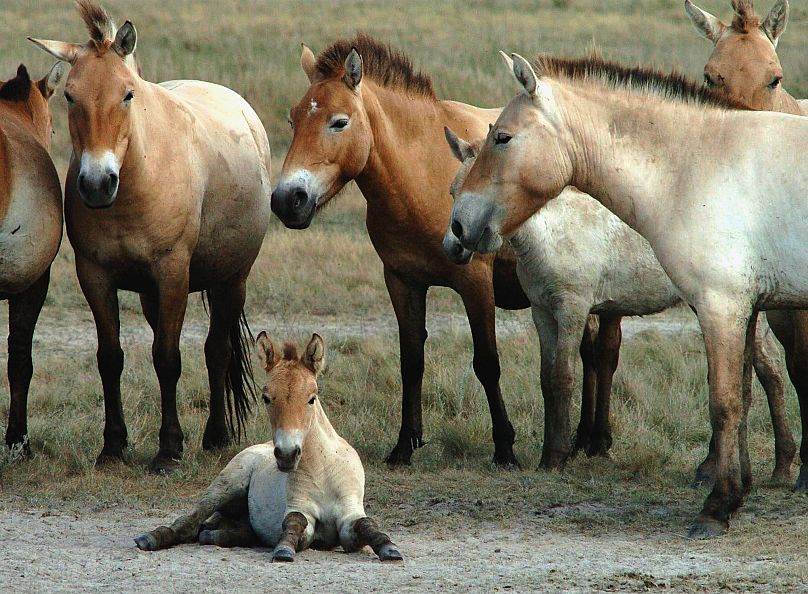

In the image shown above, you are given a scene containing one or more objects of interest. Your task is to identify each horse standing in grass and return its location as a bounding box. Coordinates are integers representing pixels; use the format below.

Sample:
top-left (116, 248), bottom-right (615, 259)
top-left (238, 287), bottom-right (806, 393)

top-left (450, 53), bottom-right (808, 537)
top-left (686, 0), bottom-right (808, 491)
top-left (271, 35), bottom-right (530, 468)
top-left (443, 126), bottom-right (793, 481)
top-left (135, 332), bottom-right (403, 563)
top-left (30, 1), bottom-right (272, 473)
top-left (0, 62), bottom-right (64, 450)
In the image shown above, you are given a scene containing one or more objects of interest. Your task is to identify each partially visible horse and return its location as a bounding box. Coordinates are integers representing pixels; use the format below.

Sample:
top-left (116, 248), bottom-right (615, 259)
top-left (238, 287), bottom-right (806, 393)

top-left (1, 62), bottom-right (65, 450)
top-left (451, 53), bottom-right (808, 537)
top-left (135, 332), bottom-right (403, 563)
top-left (443, 126), bottom-right (793, 481)
top-left (271, 34), bottom-right (530, 467)
top-left (30, 0), bottom-right (272, 472)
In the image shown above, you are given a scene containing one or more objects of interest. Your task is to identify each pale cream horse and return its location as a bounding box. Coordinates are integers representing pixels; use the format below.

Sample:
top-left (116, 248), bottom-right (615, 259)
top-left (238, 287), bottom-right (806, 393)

top-left (450, 53), bottom-right (808, 537)
top-left (135, 333), bottom-right (403, 562)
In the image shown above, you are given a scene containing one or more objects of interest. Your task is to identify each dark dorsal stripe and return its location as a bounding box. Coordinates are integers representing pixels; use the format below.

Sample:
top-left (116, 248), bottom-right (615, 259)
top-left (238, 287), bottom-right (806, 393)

top-left (315, 33), bottom-right (436, 100)
top-left (0, 65), bottom-right (31, 103)
top-left (533, 53), bottom-right (751, 111)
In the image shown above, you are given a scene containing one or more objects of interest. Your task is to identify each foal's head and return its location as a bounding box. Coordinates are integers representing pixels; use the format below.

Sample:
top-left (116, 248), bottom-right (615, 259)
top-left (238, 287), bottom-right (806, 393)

top-left (686, 0), bottom-right (790, 110)
top-left (256, 332), bottom-right (326, 472)
top-left (0, 62), bottom-right (64, 149)
top-left (29, 0), bottom-right (140, 208)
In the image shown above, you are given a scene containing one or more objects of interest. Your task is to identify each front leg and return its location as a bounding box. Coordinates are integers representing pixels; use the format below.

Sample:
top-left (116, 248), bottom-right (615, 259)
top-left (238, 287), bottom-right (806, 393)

top-left (589, 313), bottom-right (621, 457)
top-left (351, 516), bottom-right (403, 562)
top-left (75, 257), bottom-right (126, 464)
top-left (382, 269), bottom-right (428, 466)
top-left (271, 512), bottom-right (309, 562)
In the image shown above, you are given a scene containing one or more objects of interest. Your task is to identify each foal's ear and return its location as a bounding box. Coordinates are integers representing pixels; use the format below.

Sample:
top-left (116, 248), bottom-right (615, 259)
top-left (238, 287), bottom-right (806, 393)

top-left (37, 62), bottom-right (66, 100)
top-left (684, 0), bottom-right (725, 43)
top-left (498, 50), bottom-right (514, 72)
top-left (343, 48), bottom-right (363, 90)
top-left (300, 43), bottom-right (318, 83)
top-left (28, 38), bottom-right (81, 64)
top-left (762, 0), bottom-right (789, 48)
top-left (113, 21), bottom-right (137, 57)
top-left (256, 331), bottom-right (278, 372)
top-left (303, 333), bottom-right (326, 375)
top-left (444, 126), bottom-right (476, 163)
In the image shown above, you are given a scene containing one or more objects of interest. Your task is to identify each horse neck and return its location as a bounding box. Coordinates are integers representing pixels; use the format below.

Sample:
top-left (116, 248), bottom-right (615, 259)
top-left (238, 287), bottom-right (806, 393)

top-left (772, 88), bottom-right (805, 116)
top-left (297, 401), bottom-right (340, 470)
top-left (115, 80), bottom-right (169, 189)
top-left (0, 101), bottom-right (48, 148)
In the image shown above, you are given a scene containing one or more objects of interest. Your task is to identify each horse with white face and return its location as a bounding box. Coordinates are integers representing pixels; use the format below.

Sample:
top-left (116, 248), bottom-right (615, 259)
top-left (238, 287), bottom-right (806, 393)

top-left (443, 125), bottom-right (793, 483)
top-left (451, 53), bottom-right (808, 537)
top-left (135, 333), bottom-right (403, 563)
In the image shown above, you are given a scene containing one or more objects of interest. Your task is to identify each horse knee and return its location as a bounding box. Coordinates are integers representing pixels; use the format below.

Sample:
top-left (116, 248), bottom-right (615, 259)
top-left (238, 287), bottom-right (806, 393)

top-left (472, 351), bottom-right (501, 384)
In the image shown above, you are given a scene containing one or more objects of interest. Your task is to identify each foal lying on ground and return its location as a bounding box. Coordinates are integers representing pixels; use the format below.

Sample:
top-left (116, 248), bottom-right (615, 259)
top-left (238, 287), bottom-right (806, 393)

top-left (135, 333), bottom-right (402, 562)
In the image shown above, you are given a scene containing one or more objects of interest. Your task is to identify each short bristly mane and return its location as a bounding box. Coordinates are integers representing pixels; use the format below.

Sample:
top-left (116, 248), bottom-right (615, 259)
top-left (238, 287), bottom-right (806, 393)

top-left (731, 0), bottom-right (761, 33)
top-left (533, 54), bottom-right (751, 111)
top-left (282, 343), bottom-right (299, 361)
top-left (75, 0), bottom-right (116, 42)
top-left (315, 33), bottom-right (436, 100)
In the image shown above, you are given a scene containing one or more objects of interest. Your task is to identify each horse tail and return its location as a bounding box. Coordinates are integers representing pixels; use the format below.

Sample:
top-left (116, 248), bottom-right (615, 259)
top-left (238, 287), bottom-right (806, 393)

top-left (225, 308), bottom-right (257, 441)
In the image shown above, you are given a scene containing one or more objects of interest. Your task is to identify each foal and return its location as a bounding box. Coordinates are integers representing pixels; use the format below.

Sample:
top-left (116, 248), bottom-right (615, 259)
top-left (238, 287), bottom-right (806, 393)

top-left (135, 333), bottom-right (402, 562)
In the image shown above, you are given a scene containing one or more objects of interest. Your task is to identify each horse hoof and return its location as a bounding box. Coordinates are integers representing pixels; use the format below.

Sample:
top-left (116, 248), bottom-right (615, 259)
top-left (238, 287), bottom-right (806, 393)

top-left (794, 468), bottom-right (808, 493)
top-left (95, 449), bottom-right (125, 467)
top-left (385, 447), bottom-right (414, 467)
top-left (149, 455), bottom-right (180, 475)
top-left (272, 546), bottom-right (296, 562)
top-left (493, 451), bottom-right (521, 470)
top-left (378, 544), bottom-right (404, 562)
top-left (538, 451), bottom-right (568, 471)
top-left (198, 530), bottom-right (217, 546)
top-left (687, 516), bottom-right (728, 539)
top-left (770, 466), bottom-right (793, 486)
top-left (134, 533), bottom-right (158, 551)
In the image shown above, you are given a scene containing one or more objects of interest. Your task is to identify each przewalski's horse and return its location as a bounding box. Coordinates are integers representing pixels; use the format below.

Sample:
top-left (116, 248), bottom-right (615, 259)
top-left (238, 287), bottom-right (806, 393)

top-left (442, 127), bottom-right (794, 482)
top-left (135, 333), bottom-right (403, 563)
top-left (271, 34), bottom-right (530, 467)
top-left (0, 62), bottom-right (65, 450)
top-left (29, 1), bottom-right (272, 473)
top-left (687, 0), bottom-right (808, 491)
top-left (450, 53), bottom-right (808, 537)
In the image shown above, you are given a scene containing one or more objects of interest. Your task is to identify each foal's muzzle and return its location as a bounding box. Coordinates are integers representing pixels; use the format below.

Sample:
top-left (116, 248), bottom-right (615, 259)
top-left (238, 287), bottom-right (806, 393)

top-left (450, 195), bottom-right (503, 254)
top-left (271, 185), bottom-right (317, 229)
top-left (442, 228), bottom-right (473, 264)
top-left (274, 445), bottom-right (301, 472)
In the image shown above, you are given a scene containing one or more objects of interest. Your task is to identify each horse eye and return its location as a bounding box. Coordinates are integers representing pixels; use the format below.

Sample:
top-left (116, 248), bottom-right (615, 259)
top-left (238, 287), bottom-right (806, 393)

top-left (330, 118), bottom-right (349, 130)
top-left (494, 132), bottom-right (512, 145)
top-left (64, 91), bottom-right (74, 104)
top-left (704, 73), bottom-right (716, 88)
top-left (768, 76), bottom-right (783, 90)
top-left (123, 91), bottom-right (134, 103)
top-left (262, 394), bottom-right (270, 404)
top-left (308, 395), bottom-right (317, 405)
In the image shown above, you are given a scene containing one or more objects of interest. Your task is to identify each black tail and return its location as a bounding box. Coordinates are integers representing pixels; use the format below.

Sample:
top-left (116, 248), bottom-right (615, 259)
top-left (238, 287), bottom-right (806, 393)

top-left (225, 309), bottom-right (257, 441)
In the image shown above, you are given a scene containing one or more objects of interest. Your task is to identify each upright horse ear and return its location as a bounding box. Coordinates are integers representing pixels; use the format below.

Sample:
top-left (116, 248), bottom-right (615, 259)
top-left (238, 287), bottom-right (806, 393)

top-left (684, 0), bottom-right (725, 43)
top-left (343, 48), bottom-right (363, 90)
top-left (444, 126), bottom-right (475, 163)
top-left (498, 50), bottom-right (514, 72)
top-left (762, 0), bottom-right (789, 47)
top-left (37, 62), bottom-right (66, 100)
top-left (303, 333), bottom-right (326, 375)
top-left (27, 38), bottom-right (80, 64)
top-left (300, 43), bottom-right (318, 83)
top-left (113, 21), bottom-right (137, 57)
top-left (256, 331), bottom-right (278, 372)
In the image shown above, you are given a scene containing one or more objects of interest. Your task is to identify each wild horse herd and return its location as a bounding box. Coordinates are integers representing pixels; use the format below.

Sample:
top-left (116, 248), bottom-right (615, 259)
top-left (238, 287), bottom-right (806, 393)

top-left (1, 0), bottom-right (806, 560)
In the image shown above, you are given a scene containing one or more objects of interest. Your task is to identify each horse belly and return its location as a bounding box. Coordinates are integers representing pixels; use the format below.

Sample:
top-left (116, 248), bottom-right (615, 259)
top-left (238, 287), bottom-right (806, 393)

top-left (247, 466), bottom-right (288, 546)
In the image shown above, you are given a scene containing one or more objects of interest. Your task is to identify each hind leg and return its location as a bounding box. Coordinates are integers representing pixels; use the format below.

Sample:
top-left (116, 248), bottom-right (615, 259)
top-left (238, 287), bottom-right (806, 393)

top-left (573, 316), bottom-right (598, 455)
top-left (199, 514), bottom-right (258, 548)
top-left (344, 516), bottom-right (403, 562)
top-left (588, 314), bottom-right (621, 457)
top-left (202, 276), bottom-right (249, 451)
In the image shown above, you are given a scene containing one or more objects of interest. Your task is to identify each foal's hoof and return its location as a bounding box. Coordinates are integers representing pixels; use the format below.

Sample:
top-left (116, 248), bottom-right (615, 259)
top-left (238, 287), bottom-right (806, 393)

top-left (378, 543), bottom-right (404, 562)
top-left (794, 467), bottom-right (808, 493)
top-left (272, 546), bottom-right (296, 562)
top-left (149, 455), bottom-right (180, 476)
top-left (687, 516), bottom-right (728, 539)
top-left (134, 533), bottom-right (158, 551)
top-left (198, 530), bottom-right (217, 546)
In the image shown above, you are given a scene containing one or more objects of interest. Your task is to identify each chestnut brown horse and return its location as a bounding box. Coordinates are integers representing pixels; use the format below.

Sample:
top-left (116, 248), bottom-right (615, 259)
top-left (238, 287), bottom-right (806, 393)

top-left (272, 34), bottom-right (531, 466)
top-left (30, 1), bottom-right (272, 473)
top-left (687, 0), bottom-right (807, 491)
top-left (0, 62), bottom-right (64, 450)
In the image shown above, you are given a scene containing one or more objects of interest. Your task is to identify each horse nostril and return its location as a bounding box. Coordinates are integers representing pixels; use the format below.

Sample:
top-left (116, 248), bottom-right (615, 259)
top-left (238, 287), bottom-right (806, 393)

top-left (293, 446), bottom-right (301, 457)
top-left (451, 219), bottom-right (464, 239)
top-left (292, 189), bottom-right (308, 211)
top-left (78, 173), bottom-right (89, 195)
top-left (274, 446), bottom-right (282, 459)
top-left (452, 242), bottom-right (464, 256)
top-left (107, 172), bottom-right (119, 194)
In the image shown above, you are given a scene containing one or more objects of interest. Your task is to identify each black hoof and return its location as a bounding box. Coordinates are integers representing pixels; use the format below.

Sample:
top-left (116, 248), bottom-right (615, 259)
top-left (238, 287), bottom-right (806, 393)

top-left (198, 530), bottom-right (216, 546)
top-left (96, 448), bottom-right (126, 467)
top-left (687, 516), bottom-right (728, 539)
top-left (585, 434), bottom-right (613, 458)
top-left (770, 465), bottom-right (793, 486)
top-left (149, 454), bottom-right (181, 475)
top-left (378, 543), bottom-right (403, 562)
top-left (202, 425), bottom-right (232, 451)
top-left (134, 533), bottom-right (158, 551)
top-left (794, 467), bottom-right (808, 493)
top-left (272, 546), bottom-right (296, 562)
top-left (493, 450), bottom-right (521, 470)
top-left (538, 450), bottom-right (569, 471)
top-left (385, 445), bottom-right (414, 466)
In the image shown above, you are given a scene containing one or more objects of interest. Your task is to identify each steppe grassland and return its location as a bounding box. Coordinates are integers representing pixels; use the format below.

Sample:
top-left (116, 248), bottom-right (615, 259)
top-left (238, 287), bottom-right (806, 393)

top-left (0, 0), bottom-right (806, 560)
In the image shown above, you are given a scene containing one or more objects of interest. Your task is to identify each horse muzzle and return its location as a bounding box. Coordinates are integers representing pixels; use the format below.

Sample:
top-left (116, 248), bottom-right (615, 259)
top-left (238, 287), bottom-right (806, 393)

top-left (442, 228), bottom-right (473, 264)
top-left (271, 184), bottom-right (317, 230)
top-left (450, 195), bottom-right (503, 254)
top-left (273, 444), bottom-right (301, 472)
top-left (77, 152), bottom-right (120, 209)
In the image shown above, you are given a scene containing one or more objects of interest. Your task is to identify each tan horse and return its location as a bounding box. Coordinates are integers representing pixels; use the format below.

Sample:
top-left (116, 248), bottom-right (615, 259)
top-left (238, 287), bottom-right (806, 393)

top-left (686, 0), bottom-right (808, 491)
top-left (30, 1), bottom-right (272, 472)
top-left (272, 34), bottom-right (530, 468)
top-left (135, 332), bottom-right (403, 563)
top-left (0, 62), bottom-right (64, 450)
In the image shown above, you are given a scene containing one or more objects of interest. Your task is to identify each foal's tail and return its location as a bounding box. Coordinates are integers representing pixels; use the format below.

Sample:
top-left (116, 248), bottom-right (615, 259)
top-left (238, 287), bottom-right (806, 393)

top-left (225, 308), bottom-right (257, 441)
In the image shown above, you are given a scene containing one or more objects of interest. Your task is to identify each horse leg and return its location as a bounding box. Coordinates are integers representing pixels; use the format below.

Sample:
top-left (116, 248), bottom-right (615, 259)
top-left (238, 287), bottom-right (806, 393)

top-left (271, 512), bottom-right (311, 562)
top-left (76, 257), bottom-right (126, 464)
top-left (383, 268), bottom-right (428, 466)
top-left (460, 282), bottom-right (518, 467)
top-left (588, 313), bottom-right (622, 457)
top-left (573, 315), bottom-right (598, 455)
top-left (348, 516), bottom-right (403, 561)
top-left (199, 515), bottom-right (258, 548)
top-left (5, 270), bottom-right (49, 451)
top-left (688, 303), bottom-right (751, 539)
top-left (752, 314), bottom-right (795, 484)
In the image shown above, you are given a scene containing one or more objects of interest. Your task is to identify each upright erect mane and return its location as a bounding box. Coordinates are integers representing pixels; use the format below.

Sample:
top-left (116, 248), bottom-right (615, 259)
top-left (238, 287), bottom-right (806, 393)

top-left (533, 54), bottom-right (751, 111)
top-left (731, 0), bottom-right (761, 33)
top-left (315, 33), bottom-right (436, 100)
top-left (75, 0), bottom-right (116, 43)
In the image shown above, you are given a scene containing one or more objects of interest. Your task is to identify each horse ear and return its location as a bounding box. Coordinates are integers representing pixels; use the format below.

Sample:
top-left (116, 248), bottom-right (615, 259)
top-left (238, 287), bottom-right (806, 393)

top-left (303, 333), bottom-right (325, 375)
top-left (684, 0), bottom-right (725, 43)
top-left (300, 43), bottom-right (317, 83)
top-left (444, 126), bottom-right (475, 163)
top-left (498, 50), bottom-right (514, 72)
top-left (762, 0), bottom-right (789, 47)
top-left (28, 38), bottom-right (80, 64)
top-left (0, 65), bottom-right (31, 102)
top-left (37, 62), bottom-right (66, 100)
top-left (113, 21), bottom-right (137, 57)
top-left (256, 331), bottom-right (278, 372)
top-left (343, 48), bottom-right (363, 89)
